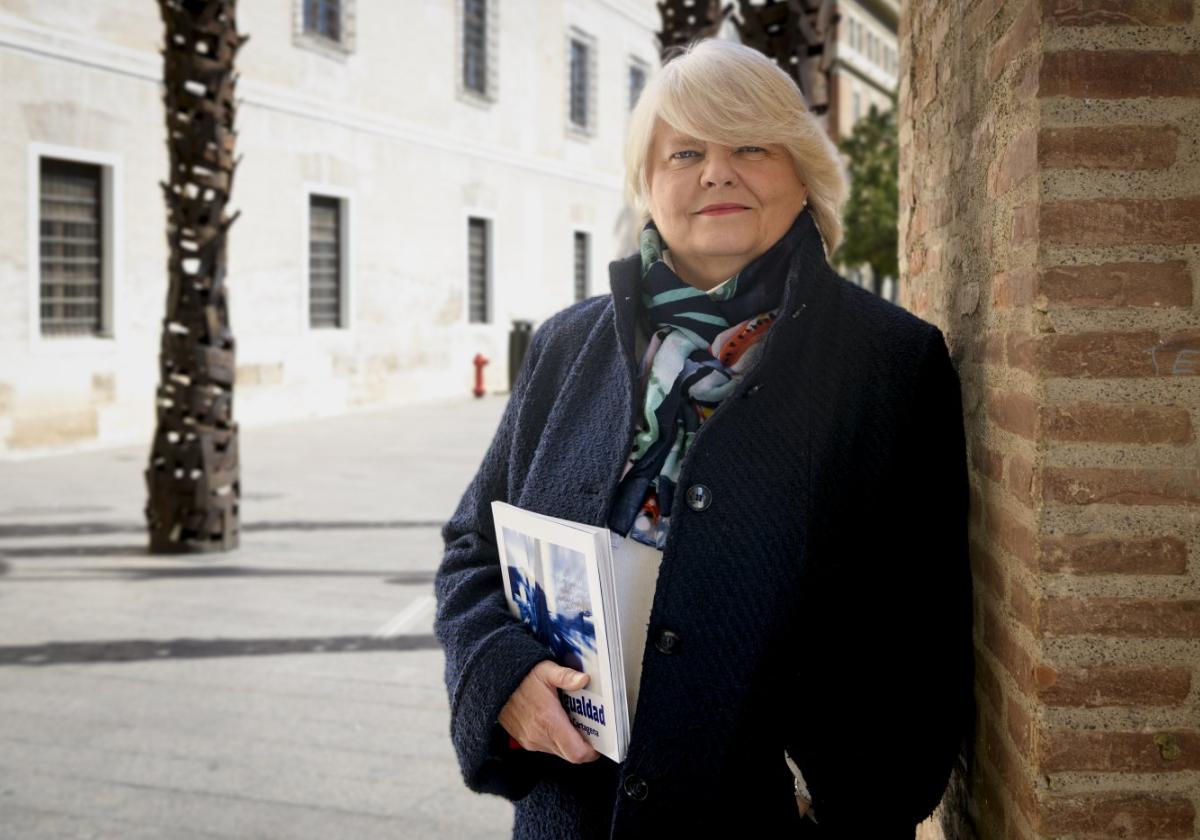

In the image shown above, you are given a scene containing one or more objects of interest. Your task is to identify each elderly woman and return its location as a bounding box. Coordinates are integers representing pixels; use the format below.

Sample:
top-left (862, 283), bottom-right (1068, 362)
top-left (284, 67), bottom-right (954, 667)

top-left (435, 39), bottom-right (972, 839)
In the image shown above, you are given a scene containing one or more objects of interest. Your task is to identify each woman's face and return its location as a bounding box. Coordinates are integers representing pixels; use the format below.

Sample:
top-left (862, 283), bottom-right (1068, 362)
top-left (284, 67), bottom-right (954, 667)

top-left (645, 118), bottom-right (808, 287)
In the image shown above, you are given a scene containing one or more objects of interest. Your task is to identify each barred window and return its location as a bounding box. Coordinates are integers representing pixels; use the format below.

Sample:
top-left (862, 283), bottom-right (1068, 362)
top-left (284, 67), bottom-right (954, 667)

top-left (628, 60), bottom-right (647, 111)
top-left (303, 0), bottom-right (341, 42)
top-left (309, 195), bottom-right (343, 328)
top-left (569, 37), bottom-right (589, 130)
top-left (468, 217), bottom-right (489, 324)
top-left (40, 158), bottom-right (103, 337)
top-left (573, 232), bottom-right (589, 303)
top-left (463, 0), bottom-right (488, 96)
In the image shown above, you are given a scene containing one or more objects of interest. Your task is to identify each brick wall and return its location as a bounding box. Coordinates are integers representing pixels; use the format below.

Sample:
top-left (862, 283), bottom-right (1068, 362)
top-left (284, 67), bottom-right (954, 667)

top-left (900, 1), bottom-right (1200, 838)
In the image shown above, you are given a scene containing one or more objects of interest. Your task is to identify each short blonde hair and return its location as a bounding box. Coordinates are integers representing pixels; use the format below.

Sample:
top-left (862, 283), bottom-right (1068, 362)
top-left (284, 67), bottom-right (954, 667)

top-left (624, 39), bottom-right (848, 255)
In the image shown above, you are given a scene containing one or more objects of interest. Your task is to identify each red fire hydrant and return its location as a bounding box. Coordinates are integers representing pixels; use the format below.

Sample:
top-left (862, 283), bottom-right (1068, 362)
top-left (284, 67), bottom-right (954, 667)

top-left (473, 353), bottom-right (489, 398)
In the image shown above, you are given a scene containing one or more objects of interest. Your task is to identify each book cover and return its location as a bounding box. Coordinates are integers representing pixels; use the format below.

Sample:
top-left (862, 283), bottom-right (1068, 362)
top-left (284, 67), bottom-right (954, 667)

top-left (492, 502), bottom-right (626, 761)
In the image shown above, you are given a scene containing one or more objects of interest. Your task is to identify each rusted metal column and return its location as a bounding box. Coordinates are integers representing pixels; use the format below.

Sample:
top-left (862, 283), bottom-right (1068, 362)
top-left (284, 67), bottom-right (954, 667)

top-left (734, 0), bottom-right (837, 115)
top-left (656, 0), bottom-right (730, 61)
top-left (146, 0), bottom-right (246, 553)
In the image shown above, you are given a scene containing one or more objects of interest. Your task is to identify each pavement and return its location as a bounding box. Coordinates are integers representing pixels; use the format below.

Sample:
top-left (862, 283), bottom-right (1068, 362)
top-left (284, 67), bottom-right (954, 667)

top-left (0, 396), bottom-right (516, 839)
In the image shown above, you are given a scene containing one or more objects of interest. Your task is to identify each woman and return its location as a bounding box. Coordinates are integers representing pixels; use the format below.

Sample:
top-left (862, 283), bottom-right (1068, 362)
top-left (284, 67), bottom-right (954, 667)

top-left (435, 39), bottom-right (972, 839)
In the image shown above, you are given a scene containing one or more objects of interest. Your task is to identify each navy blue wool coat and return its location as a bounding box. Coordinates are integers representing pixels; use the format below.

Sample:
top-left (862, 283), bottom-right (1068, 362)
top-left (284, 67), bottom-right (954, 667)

top-left (434, 210), bottom-right (973, 839)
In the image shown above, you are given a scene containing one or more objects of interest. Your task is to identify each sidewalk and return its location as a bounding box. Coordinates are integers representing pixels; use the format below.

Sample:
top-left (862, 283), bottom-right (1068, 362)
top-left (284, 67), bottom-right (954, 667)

top-left (0, 397), bottom-right (514, 839)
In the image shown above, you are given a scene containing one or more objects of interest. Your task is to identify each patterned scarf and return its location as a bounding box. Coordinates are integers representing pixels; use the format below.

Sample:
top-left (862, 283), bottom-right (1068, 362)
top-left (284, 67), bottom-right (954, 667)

top-left (607, 210), bottom-right (808, 548)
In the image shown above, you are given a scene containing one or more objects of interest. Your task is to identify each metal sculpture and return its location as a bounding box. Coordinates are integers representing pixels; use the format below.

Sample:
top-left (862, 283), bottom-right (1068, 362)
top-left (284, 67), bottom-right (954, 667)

top-left (734, 0), bottom-right (838, 114)
top-left (146, 0), bottom-right (246, 553)
top-left (656, 0), bottom-right (730, 62)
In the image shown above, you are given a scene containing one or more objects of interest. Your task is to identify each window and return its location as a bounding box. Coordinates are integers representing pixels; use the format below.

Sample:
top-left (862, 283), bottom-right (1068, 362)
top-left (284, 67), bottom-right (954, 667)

top-left (457, 0), bottom-right (498, 104)
top-left (294, 0), bottom-right (354, 57)
top-left (570, 38), bottom-right (590, 129)
top-left (308, 195), bottom-right (344, 328)
top-left (566, 29), bottom-right (597, 136)
top-left (468, 217), bottom-right (489, 324)
top-left (303, 0), bottom-right (340, 42)
top-left (573, 232), bottom-right (590, 302)
top-left (463, 0), bottom-right (488, 96)
top-left (39, 158), bottom-right (104, 337)
top-left (628, 58), bottom-right (648, 111)
top-left (853, 90), bottom-right (861, 122)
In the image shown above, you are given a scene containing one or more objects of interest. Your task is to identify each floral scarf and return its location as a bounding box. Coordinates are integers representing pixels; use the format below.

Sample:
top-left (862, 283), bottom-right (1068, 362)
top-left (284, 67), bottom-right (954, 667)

top-left (607, 210), bottom-right (808, 549)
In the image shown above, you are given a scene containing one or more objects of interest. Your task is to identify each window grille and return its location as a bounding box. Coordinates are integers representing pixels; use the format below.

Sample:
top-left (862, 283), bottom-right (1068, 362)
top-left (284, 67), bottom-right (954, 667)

top-left (468, 217), bottom-right (489, 324)
top-left (569, 38), bottom-right (590, 130)
top-left (309, 195), bottom-right (342, 328)
top-left (463, 0), bottom-right (488, 95)
top-left (39, 158), bottom-right (103, 337)
top-left (303, 0), bottom-right (341, 42)
top-left (573, 232), bottom-right (589, 303)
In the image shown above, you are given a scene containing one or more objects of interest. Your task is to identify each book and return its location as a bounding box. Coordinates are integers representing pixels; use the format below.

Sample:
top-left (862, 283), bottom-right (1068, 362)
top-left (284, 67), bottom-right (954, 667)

top-left (491, 501), bottom-right (662, 763)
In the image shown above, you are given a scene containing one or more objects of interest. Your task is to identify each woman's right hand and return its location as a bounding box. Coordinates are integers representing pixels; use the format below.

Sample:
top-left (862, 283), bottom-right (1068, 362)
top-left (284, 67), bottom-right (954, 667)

top-left (498, 660), bottom-right (602, 764)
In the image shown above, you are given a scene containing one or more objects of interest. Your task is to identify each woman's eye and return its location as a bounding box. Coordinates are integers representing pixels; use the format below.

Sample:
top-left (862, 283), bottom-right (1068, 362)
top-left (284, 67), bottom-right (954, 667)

top-left (671, 150), bottom-right (700, 160)
top-left (737, 146), bottom-right (767, 155)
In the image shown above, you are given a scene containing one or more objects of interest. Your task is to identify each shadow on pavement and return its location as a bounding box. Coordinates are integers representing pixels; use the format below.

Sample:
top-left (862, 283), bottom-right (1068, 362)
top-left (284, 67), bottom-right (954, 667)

top-left (0, 633), bottom-right (441, 666)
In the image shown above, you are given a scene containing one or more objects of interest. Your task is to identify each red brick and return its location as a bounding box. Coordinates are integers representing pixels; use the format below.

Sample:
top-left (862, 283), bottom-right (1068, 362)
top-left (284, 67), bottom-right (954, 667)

top-left (1039, 330), bottom-right (1161, 377)
top-left (1041, 729), bottom-right (1200, 773)
top-left (1014, 55), bottom-right (1040, 100)
top-left (1043, 466), bottom-right (1200, 506)
top-left (983, 606), bottom-right (1038, 692)
top-left (988, 0), bottom-right (1042, 81)
top-left (987, 389), bottom-right (1039, 439)
top-left (1040, 534), bottom-right (1189, 575)
top-left (1009, 573), bottom-right (1039, 633)
top-left (974, 758), bottom-right (1010, 837)
top-left (972, 438), bottom-right (1005, 482)
top-left (1040, 125), bottom-right (1180, 171)
top-left (1037, 665), bottom-right (1192, 708)
top-left (909, 245), bottom-right (927, 277)
top-left (993, 267), bottom-right (1038, 308)
top-left (1006, 453), bottom-right (1036, 508)
top-left (1042, 402), bottom-right (1194, 444)
top-left (1006, 332), bottom-right (1038, 373)
top-left (1045, 0), bottom-right (1194, 27)
top-left (1043, 597), bottom-right (1200, 638)
top-left (972, 539), bottom-right (1008, 598)
top-left (989, 128), bottom-right (1039, 196)
top-left (966, 0), bottom-right (1005, 47)
top-left (981, 713), bottom-right (1040, 821)
top-left (986, 498), bottom-right (1039, 568)
top-left (1041, 51), bottom-right (1200, 98)
top-left (1007, 695), bottom-right (1033, 758)
top-left (1145, 332), bottom-right (1200, 376)
top-left (1042, 198), bottom-right (1200, 246)
top-left (976, 648), bottom-right (1005, 712)
top-left (1011, 203), bottom-right (1038, 248)
top-left (983, 334), bottom-right (1006, 366)
top-left (1041, 261), bottom-right (1193, 308)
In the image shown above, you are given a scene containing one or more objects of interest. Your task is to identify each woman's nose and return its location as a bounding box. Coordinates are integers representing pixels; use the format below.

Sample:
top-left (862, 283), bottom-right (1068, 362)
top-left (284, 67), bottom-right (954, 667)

top-left (700, 151), bottom-right (737, 187)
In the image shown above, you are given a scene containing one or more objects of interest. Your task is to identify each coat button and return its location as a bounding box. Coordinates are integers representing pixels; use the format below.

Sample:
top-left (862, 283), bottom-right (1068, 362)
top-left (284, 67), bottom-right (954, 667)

top-left (685, 484), bottom-right (711, 511)
top-left (622, 773), bottom-right (649, 801)
top-left (654, 629), bottom-right (681, 655)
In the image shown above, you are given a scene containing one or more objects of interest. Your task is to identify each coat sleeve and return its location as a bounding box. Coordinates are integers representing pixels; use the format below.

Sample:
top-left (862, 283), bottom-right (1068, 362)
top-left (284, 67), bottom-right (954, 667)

top-left (434, 325), bottom-right (557, 801)
top-left (787, 325), bottom-right (974, 837)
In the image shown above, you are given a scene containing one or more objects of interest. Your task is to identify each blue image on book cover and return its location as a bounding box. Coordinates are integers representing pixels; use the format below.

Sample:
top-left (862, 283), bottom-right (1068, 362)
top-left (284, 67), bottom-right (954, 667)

top-left (501, 526), bottom-right (603, 699)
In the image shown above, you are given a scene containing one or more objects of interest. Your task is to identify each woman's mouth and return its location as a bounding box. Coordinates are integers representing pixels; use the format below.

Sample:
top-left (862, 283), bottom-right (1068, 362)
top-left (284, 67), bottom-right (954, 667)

top-left (697, 204), bottom-right (749, 216)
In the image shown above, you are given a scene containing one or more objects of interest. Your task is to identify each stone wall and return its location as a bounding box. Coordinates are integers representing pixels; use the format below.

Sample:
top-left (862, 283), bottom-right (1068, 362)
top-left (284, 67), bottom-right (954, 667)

top-left (901, 1), bottom-right (1199, 837)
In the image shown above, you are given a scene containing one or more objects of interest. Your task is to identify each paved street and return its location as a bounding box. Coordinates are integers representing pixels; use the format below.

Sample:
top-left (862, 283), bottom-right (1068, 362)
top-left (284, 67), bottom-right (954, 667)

top-left (0, 397), bottom-right (515, 839)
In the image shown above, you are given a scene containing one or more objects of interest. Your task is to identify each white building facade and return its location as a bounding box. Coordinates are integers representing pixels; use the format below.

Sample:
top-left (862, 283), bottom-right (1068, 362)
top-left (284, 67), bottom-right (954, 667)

top-left (0, 0), bottom-right (658, 455)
